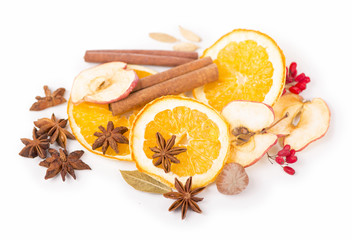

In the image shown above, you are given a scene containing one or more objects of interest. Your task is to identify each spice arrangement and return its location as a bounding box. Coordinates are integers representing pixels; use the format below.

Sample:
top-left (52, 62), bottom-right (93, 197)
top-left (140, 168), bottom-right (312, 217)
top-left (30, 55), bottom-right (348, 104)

top-left (20, 88), bottom-right (91, 181)
top-left (19, 27), bottom-right (330, 219)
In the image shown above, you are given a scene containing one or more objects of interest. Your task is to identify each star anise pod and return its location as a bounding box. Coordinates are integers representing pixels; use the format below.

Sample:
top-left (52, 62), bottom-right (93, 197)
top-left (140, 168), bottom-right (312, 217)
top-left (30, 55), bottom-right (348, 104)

top-left (39, 148), bottom-right (91, 181)
top-left (34, 113), bottom-right (75, 148)
top-left (92, 121), bottom-right (129, 154)
top-left (19, 128), bottom-right (50, 159)
top-left (30, 85), bottom-right (66, 111)
top-left (163, 177), bottom-right (206, 219)
top-left (150, 132), bottom-right (187, 173)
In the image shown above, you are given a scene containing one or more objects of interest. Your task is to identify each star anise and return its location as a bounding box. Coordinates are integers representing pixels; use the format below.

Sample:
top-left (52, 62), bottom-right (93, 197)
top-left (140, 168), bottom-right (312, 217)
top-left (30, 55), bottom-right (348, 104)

top-left (163, 177), bottom-right (206, 219)
top-left (30, 85), bottom-right (66, 111)
top-left (39, 148), bottom-right (91, 181)
top-left (92, 121), bottom-right (129, 154)
top-left (19, 128), bottom-right (50, 159)
top-left (150, 132), bottom-right (187, 173)
top-left (34, 113), bottom-right (75, 148)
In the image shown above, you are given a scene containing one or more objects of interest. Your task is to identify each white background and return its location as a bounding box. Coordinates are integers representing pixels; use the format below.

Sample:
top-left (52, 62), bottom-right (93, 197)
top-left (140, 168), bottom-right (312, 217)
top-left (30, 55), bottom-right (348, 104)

top-left (1, 0), bottom-right (351, 239)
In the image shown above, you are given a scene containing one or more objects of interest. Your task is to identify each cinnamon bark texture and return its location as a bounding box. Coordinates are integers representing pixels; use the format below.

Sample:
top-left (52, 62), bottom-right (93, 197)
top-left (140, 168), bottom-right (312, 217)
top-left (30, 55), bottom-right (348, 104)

top-left (84, 50), bottom-right (198, 67)
top-left (132, 57), bottom-right (213, 92)
top-left (86, 49), bottom-right (198, 58)
top-left (110, 63), bottom-right (218, 116)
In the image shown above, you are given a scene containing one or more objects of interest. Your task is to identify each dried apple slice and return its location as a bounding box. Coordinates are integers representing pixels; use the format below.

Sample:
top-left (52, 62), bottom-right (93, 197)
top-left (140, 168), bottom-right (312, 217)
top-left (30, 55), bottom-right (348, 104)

top-left (221, 101), bottom-right (278, 167)
top-left (284, 98), bottom-right (330, 151)
top-left (269, 94), bottom-right (304, 136)
top-left (71, 62), bottom-right (139, 104)
top-left (269, 93), bottom-right (330, 151)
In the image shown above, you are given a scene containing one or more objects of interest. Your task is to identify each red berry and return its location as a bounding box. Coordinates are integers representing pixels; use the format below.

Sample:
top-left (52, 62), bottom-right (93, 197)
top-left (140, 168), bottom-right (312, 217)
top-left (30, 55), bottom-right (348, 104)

top-left (302, 76), bottom-right (310, 83)
top-left (282, 88), bottom-right (286, 95)
top-left (286, 155), bottom-right (298, 164)
top-left (286, 76), bottom-right (294, 84)
top-left (275, 156), bottom-right (285, 165)
top-left (289, 86), bottom-right (301, 94)
top-left (289, 149), bottom-right (296, 157)
top-left (283, 166), bottom-right (295, 175)
top-left (286, 67), bottom-right (294, 84)
top-left (296, 82), bottom-right (306, 90)
top-left (295, 73), bottom-right (306, 82)
top-left (278, 149), bottom-right (290, 157)
top-left (286, 75), bottom-right (294, 83)
top-left (283, 145), bottom-right (291, 151)
top-left (289, 62), bottom-right (297, 78)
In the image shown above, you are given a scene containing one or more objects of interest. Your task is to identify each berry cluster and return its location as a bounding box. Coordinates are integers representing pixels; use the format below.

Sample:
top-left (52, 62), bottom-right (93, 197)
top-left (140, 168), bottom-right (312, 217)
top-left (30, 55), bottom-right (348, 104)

top-left (268, 144), bottom-right (297, 175)
top-left (283, 62), bottom-right (310, 95)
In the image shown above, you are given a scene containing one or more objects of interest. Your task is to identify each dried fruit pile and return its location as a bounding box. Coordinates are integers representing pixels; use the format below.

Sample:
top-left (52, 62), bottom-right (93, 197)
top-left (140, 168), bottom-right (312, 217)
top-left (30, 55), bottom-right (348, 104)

top-left (19, 27), bottom-right (330, 220)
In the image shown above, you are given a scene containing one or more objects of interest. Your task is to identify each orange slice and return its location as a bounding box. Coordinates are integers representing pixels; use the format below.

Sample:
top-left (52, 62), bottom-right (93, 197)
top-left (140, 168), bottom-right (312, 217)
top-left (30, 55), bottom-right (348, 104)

top-left (67, 64), bottom-right (157, 161)
top-left (130, 96), bottom-right (230, 188)
top-left (193, 29), bottom-right (286, 111)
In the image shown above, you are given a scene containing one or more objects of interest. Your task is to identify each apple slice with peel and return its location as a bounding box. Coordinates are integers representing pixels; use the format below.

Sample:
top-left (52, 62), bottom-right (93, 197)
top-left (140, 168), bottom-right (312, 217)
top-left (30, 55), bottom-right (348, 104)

top-left (284, 98), bottom-right (330, 151)
top-left (71, 62), bottom-right (139, 104)
top-left (229, 134), bottom-right (278, 167)
top-left (268, 94), bottom-right (304, 136)
top-left (269, 93), bottom-right (330, 151)
top-left (221, 101), bottom-right (278, 167)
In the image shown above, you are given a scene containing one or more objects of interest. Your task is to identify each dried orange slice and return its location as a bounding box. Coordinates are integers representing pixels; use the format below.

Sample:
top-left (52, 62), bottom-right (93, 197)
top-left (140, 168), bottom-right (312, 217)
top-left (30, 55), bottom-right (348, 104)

top-left (67, 64), bottom-right (157, 161)
top-left (130, 96), bottom-right (230, 188)
top-left (193, 29), bottom-right (286, 111)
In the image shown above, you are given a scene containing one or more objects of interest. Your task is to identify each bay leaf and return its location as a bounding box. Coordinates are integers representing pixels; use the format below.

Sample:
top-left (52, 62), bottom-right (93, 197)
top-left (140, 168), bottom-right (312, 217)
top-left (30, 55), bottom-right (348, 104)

top-left (173, 42), bottom-right (199, 52)
top-left (149, 32), bottom-right (178, 43)
top-left (120, 170), bottom-right (171, 194)
top-left (179, 26), bottom-right (201, 42)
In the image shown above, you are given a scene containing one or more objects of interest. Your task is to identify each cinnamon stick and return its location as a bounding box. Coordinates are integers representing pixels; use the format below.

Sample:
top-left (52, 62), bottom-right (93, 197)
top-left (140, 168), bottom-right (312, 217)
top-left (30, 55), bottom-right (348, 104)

top-left (86, 50), bottom-right (198, 59)
top-left (133, 57), bottom-right (213, 92)
top-left (84, 50), bottom-right (197, 67)
top-left (110, 63), bottom-right (218, 116)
